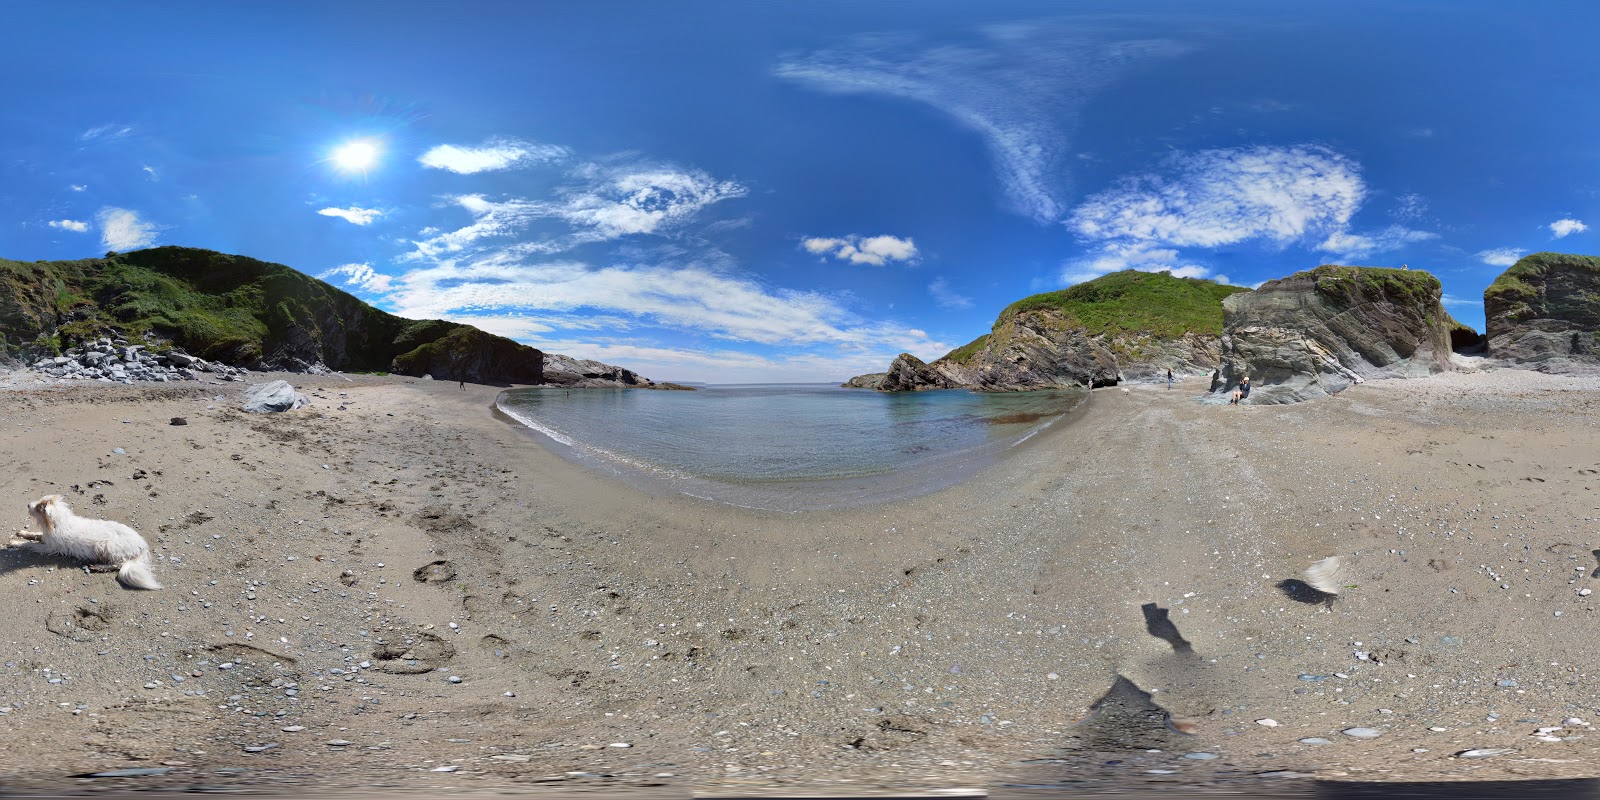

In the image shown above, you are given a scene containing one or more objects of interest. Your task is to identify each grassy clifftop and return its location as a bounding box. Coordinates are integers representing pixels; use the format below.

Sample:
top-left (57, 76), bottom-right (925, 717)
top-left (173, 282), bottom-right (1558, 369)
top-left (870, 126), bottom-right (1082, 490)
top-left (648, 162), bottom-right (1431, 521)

top-left (0, 246), bottom-right (544, 382)
top-left (999, 270), bottom-right (1250, 338)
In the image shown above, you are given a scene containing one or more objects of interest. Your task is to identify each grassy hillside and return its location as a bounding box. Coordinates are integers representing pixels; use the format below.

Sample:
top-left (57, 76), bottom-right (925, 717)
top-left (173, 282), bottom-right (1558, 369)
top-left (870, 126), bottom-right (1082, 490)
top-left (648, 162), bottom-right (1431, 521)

top-left (1485, 252), bottom-right (1600, 314)
top-left (998, 269), bottom-right (1251, 339)
top-left (0, 247), bottom-right (544, 382)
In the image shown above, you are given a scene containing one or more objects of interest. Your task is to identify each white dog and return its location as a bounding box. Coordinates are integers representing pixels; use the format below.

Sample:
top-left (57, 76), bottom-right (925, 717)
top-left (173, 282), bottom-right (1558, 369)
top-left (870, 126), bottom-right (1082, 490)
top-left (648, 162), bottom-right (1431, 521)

top-left (11, 495), bottom-right (162, 590)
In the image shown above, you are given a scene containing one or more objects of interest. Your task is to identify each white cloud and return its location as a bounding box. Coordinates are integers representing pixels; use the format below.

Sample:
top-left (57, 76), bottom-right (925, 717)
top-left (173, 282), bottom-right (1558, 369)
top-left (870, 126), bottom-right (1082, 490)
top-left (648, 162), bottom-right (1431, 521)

top-left (97, 207), bottom-right (159, 250)
top-left (1059, 241), bottom-right (1223, 285)
top-left (383, 250), bottom-right (942, 357)
top-left (69, 184), bottom-right (87, 192)
top-left (776, 23), bottom-right (1193, 223)
top-left (48, 219), bottom-right (89, 233)
top-left (553, 165), bottom-right (746, 239)
top-left (1442, 295), bottom-right (1483, 308)
top-left (1316, 225), bottom-right (1438, 259)
top-left (418, 137), bottom-right (570, 174)
top-left (1069, 145), bottom-right (1366, 248)
top-left (318, 206), bottom-right (384, 225)
top-left (1550, 218), bottom-right (1588, 238)
top-left (928, 277), bottom-right (972, 309)
top-left (800, 234), bottom-right (919, 266)
top-left (317, 262), bottom-right (394, 293)
top-left (141, 165), bottom-right (158, 180)
top-left (409, 165), bottom-right (745, 259)
top-left (1477, 248), bottom-right (1523, 267)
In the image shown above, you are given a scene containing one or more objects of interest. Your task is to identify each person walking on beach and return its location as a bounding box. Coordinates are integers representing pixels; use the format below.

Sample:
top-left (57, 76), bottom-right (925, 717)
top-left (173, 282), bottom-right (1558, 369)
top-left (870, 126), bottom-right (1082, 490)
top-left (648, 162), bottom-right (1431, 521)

top-left (1231, 376), bottom-right (1251, 405)
top-left (1166, 368), bottom-right (1173, 390)
top-left (459, 378), bottom-right (465, 391)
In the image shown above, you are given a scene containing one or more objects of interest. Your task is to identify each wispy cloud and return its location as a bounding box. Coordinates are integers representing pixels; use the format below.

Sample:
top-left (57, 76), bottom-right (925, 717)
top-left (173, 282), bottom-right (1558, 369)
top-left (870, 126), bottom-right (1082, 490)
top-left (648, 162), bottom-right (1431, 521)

top-left (48, 219), bottom-right (89, 233)
top-left (1442, 294), bottom-right (1483, 308)
top-left (1477, 247), bottom-right (1523, 267)
top-left (98, 207), bottom-right (159, 251)
top-left (1391, 192), bottom-right (1427, 222)
top-left (1550, 218), bottom-right (1588, 238)
top-left (776, 21), bottom-right (1193, 223)
top-left (1316, 225), bottom-right (1438, 260)
top-left (418, 137), bottom-right (570, 174)
top-left (409, 164), bottom-right (746, 259)
top-left (318, 206), bottom-right (383, 225)
top-left (928, 277), bottom-right (973, 309)
top-left (80, 124), bottom-right (132, 142)
top-left (69, 184), bottom-right (87, 192)
top-left (141, 165), bottom-right (158, 181)
top-left (317, 262), bottom-right (393, 293)
top-left (801, 234), bottom-right (919, 266)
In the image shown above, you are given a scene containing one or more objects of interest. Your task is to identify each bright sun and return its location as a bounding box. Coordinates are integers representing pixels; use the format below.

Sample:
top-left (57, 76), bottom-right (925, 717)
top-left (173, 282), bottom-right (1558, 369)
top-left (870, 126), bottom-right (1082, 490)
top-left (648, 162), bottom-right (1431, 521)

top-left (331, 139), bottom-right (380, 172)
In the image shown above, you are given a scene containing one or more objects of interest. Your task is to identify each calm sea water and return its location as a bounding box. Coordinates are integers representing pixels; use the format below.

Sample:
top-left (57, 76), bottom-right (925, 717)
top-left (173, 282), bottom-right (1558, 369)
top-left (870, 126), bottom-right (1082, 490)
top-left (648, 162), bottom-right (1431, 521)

top-left (496, 384), bottom-right (1085, 512)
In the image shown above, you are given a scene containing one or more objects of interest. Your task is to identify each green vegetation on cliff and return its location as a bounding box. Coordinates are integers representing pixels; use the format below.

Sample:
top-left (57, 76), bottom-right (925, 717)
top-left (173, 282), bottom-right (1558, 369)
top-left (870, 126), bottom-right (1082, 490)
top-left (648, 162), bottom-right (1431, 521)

top-left (1304, 265), bottom-right (1443, 312)
top-left (999, 270), bottom-right (1250, 338)
top-left (1484, 252), bottom-right (1600, 323)
top-left (939, 333), bottom-right (990, 365)
top-left (0, 247), bottom-right (545, 382)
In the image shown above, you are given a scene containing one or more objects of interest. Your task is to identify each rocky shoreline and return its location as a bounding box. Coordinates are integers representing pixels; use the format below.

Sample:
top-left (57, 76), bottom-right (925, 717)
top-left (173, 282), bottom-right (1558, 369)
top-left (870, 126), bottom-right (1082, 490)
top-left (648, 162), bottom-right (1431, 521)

top-left (24, 337), bottom-right (254, 383)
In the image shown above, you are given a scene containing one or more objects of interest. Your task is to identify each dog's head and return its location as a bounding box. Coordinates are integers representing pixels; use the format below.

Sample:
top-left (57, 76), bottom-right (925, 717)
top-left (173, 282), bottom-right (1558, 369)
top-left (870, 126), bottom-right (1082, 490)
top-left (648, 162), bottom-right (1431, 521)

top-left (27, 494), bottom-right (65, 531)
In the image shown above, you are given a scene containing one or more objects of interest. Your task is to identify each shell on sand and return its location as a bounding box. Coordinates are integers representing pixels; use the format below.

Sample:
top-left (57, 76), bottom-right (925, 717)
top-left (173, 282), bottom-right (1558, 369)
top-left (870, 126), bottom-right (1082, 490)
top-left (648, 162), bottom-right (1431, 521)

top-left (1303, 556), bottom-right (1343, 595)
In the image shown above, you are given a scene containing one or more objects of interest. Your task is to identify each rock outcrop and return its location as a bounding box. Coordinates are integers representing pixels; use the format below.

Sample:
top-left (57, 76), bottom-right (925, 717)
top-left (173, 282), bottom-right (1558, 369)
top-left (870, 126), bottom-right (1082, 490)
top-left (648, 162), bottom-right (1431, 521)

top-left (844, 270), bottom-right (1247, 392)
top-left (1213, 266), bottom-right (1454, 404)
top-left (1484, 252), bottom-right (1600, 372)
top-left (840, 372), bottom-right (887, 389)
top-left (542, 354), bottom-right (656, 388)
top-left (0, 247), bottom-right (653, 388)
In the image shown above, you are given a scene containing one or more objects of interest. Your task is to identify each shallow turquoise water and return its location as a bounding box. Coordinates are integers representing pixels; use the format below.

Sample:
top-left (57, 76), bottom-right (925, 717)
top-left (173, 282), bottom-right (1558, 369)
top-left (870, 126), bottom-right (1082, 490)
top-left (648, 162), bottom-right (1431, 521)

top-left (496, 384), bottom-right (1084, 511)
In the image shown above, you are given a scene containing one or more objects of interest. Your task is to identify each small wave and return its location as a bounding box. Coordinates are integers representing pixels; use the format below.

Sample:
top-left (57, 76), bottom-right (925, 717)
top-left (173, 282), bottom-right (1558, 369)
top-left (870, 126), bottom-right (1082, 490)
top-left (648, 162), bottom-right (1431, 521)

top-left (497, 398), bottom-right (692, 481)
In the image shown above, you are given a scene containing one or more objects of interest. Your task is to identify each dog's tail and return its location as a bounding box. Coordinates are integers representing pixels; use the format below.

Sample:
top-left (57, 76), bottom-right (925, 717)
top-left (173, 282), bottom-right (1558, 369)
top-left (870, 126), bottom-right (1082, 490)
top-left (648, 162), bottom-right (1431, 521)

top-left (118, 552), bottom-right (162, 590)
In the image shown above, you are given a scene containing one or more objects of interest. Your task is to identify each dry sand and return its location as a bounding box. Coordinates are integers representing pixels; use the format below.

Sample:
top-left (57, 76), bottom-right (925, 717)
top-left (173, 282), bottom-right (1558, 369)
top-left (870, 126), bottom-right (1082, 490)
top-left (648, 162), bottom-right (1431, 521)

top-left (1, 368), bottom-right (1599, 796)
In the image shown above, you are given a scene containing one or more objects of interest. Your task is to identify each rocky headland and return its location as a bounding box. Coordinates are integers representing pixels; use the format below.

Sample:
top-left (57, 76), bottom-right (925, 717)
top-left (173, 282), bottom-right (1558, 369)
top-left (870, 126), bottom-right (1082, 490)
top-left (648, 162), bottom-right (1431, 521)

top-left (1484, 252), bottom-right (1600, 373)
top-left (847, 270), bottom-right (1248, 391)
top-left (0, 246), bottom-right (654, 388)
top-left (1211, 265), bottom-right (1457, 404)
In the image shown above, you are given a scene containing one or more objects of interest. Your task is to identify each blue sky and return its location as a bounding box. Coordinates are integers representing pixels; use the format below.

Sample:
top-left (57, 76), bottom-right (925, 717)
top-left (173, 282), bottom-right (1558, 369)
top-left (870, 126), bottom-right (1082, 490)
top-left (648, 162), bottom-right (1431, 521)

top-left (5, 1), bottom-right (1597, 382)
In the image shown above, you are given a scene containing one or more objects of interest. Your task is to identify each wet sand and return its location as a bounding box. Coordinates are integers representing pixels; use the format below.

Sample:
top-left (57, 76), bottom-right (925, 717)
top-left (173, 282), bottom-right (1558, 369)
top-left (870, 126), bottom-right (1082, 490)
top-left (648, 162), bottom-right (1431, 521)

top-left (1, 369), bottom-right (1599, 796)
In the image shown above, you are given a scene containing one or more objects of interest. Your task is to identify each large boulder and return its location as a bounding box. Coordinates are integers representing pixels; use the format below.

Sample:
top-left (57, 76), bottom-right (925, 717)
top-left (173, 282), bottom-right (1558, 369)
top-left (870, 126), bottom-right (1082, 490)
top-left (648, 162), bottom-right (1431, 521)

top-left (1484, 252), bottom-right (1600, 372)
top-left (1214, 266), bottom-right (1454, 404)
top-left (242, 380), bottom-right (309, 413)
top-left (840, 372), bottom-right (887, 389)
top-left (541, 353), bottom-right (654, 388)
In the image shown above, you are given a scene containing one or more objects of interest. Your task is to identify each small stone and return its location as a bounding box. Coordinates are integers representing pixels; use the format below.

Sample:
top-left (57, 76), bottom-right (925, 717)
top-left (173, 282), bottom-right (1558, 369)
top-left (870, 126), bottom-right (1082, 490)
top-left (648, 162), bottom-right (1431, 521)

top-left (1182, 752), bottom-right (1219, 760)
top-left (1299, 737), bottom-right (1334, 745)
top-left (1256, 718), bottom-right (1280, 727)
top-left (609, 742), bottom-right (632, 748)
top-left (243, 744), bottom-right (278, 753)
top-left (170, 417), bottom-right (187, 426)
top-left (1428, 726), bottom-right (1448, 732)
top-left (1457, 748), bottom-right (1515, 759)
top-left (1342, 727), bottom-right (1383, 738)
top-left (1496, 679), bottom-right (1519, 688)
top-left (112, 448), bottom-right (126, 455)
top-left (85, 767), bottom-right (172, 778)
top-left (281, 725), bottom-right (305, 732)
top-left (326, 739), bottom-right (353, 747)
top-left (143, 682), bottom-right (159, 689)
top-left (447, 675), bottom-right (463, 684)
top-left (504, 691), bottom-right (516, 697)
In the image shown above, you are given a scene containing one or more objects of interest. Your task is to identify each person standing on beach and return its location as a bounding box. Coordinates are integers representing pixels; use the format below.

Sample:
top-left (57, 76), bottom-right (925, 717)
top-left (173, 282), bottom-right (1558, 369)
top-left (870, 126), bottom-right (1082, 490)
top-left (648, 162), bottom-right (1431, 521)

top-left (459, 378), bottom-right (465, 391)
top-left (1166, 369), bottom-right (1173, 390)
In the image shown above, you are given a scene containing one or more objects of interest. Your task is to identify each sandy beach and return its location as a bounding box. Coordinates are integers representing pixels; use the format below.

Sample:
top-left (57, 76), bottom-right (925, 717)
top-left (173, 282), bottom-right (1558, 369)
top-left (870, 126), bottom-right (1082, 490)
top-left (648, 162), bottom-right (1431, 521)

top-left (2, 369), bottom-right (1599, 796)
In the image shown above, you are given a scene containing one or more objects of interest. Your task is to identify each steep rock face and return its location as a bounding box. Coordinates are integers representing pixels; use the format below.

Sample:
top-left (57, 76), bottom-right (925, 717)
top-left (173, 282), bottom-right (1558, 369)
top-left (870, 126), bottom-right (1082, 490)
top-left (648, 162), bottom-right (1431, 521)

top-left (876, 353), bottom-right (963, 392)
top-left (1215, 266), bottom-right (1454, 404)
top-left (542, 354), bottom-right (654, 388)
top-left (844, 270), bottom-right (1246, 392)
top-left (0, 247), bottom-right (651, 387)
top-left (1484, 252), bottom-right (1600, 371)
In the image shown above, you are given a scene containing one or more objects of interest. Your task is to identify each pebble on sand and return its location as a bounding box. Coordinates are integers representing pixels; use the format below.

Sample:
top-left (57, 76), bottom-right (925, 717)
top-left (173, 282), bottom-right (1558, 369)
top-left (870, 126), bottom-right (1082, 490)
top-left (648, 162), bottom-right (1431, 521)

top-left (1342, 727), bottom-right (1383, 738)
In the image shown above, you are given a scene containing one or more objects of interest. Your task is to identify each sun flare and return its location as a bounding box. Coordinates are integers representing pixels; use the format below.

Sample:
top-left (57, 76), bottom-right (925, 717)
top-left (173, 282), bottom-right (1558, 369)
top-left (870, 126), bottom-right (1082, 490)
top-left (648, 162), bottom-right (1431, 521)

top-left (331, 139), bottom-right (381, 172)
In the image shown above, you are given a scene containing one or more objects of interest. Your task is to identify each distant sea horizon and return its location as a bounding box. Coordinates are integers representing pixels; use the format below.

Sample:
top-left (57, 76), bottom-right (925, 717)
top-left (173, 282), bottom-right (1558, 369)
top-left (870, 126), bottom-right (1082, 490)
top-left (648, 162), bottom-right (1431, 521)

top-left (497, 383), bottom-right (1085, 512)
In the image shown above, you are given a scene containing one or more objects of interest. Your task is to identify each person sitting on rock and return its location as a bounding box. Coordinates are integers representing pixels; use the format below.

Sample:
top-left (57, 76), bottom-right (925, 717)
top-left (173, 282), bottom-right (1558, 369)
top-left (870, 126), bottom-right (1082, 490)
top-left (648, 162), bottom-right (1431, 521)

top-left (1231, 376), bottom-right (1251, 405)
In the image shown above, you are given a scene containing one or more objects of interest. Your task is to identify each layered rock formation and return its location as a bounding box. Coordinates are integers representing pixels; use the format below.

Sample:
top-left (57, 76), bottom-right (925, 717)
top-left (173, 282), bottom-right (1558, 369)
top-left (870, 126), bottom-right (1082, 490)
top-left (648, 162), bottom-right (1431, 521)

top-left (844, 270), bottom-right (1248, 392)
top-left (1213, 266), bottom-right (1454, 404)
top-left (1484, 252), bottom-right (1600, 372)
top-left (0, 247), bottom-right (652, 387)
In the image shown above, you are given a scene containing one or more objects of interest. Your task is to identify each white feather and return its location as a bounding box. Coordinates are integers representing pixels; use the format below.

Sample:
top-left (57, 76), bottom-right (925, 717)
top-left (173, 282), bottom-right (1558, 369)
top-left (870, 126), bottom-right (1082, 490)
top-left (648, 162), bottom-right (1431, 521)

top-left (1302, 555), bottom-right (1342, 595)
